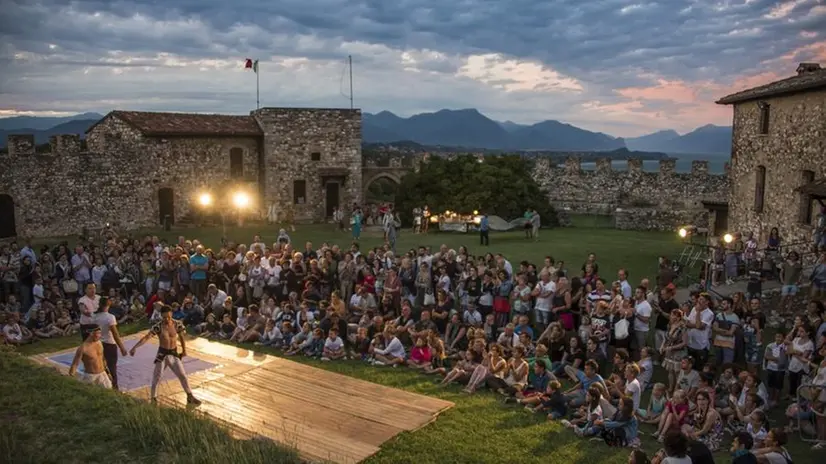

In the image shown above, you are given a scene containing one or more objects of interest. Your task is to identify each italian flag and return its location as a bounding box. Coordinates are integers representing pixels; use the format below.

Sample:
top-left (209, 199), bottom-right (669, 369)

top-left (244, 58), bottom-right (259, 73)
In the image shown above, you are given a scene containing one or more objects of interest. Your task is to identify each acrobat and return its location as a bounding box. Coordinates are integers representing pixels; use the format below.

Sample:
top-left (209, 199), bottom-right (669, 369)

top-left (68, 326), bottom-right (112, 389)
top-left (130, 305), bottom-right (201, 406)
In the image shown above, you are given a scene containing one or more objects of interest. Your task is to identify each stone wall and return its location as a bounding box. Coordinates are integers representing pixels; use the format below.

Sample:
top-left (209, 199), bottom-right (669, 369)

top-left (1, 123), bottom-right (261, 238)
top-left (614, 208), bottom-right (710, 231)
top-left (531, 157), bottom-right (729, 215)
top-left (253, 108), bottom-right (362, 222)
top-left (0, 108), bottom-right (363, 238)
top-left (727, 89), bottom-right (826, 244)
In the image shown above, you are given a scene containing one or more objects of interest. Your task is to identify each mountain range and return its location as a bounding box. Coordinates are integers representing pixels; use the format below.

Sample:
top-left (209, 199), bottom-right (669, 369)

top-left (0, 110), bottom-right (731, 155)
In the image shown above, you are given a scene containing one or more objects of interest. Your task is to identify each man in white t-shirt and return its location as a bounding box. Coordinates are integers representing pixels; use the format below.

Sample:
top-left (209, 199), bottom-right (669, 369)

top-left (531, 271), bottom-right (556, 330)
top-left (78, 283), bottom-right (101, 340)
top-left (685, 294), bottom-right (715, 370)
top-left (633, 286), bottom-right (652, 360)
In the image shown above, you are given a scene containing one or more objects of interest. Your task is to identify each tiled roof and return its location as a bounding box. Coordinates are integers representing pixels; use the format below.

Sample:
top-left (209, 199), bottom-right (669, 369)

top-left (91, 111), bottom-right (262, 137)
top-left (716, 63), bottom-right (826, 105)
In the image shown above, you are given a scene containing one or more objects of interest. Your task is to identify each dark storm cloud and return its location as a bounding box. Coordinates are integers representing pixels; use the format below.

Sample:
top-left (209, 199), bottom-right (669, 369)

top-left (1, 0), bottom-right (823, 134)
top-left (1, 0), bottom-right (822, 84)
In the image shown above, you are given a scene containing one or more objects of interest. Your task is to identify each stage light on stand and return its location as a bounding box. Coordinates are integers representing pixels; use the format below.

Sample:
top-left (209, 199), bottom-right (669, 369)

top-left (473, 210), bottom-right (479, 215)
top-left (473, 216), bottom-right (482, 225)
top-left (198, 193), bottom-right (213, 207)
top-left (678, 227), bottom-right (688, 238)
top-left (430, 215), bottom-right (439, 223)
top-left (723, 233), bottom-right (733, 244)
top-left (232, 191), bottom-right (250, 209)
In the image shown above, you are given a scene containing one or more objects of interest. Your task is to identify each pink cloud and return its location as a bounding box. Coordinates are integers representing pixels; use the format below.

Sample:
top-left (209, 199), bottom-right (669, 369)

top-left (616, 79), bottom-right (699, 104)
top-left (598, 40), bottom-right (826, 133)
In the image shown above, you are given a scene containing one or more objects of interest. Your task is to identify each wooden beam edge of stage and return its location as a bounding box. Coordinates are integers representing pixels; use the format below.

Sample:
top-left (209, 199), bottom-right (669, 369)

top-left (29, 330), bottom-right (455, 464)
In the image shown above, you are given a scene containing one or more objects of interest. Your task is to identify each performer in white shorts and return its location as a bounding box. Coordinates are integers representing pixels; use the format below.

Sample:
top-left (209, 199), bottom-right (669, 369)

top-left (130, 305), bottom-right (201, 406)
top-left (68, 326), bottom-right (113, 389)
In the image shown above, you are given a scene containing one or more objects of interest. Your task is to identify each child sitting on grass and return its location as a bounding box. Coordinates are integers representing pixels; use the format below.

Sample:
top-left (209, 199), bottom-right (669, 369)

top-left (196, 313), bottom-right (220, 338)
top-left (596, 395), bottom-right (640, 447)
top-left (652, 389), bottom-right (689, 441)
top-left (640, 383), bottom-right (668, 424)
top-left (424, 331), bottom-right (448, 375)
top-left (561, 385), bottom-right (604, 437)
top-left (257, 318), bottom-right (283, 347)
top-left (302, 328), bottom-right (325, 358)
top-left (321, 327), bottom-right (345, 361)
top-left (217, 313), bottom-right (236, 339)
top-left (407, 336), bottom-right (432, 368)
top-left (524, 380), bottom-right (567, 420)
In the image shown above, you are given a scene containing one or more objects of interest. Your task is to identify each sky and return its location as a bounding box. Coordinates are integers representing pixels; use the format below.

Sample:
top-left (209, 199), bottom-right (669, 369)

top-left (0, 0), bottom-right (824, 137)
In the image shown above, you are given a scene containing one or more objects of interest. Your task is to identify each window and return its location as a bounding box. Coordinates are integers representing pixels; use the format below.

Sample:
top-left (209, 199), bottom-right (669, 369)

top-left (799, 170), bottom-right (815, 224)
top-left (754, 165), bottom-right (766, 213)
top-left (229, 148), bottom-right (244, 178)
top-left (758, 102), bottom-right (770, 135)
top-left (293, 180), bottom-right (306, 204)
top-left (310, 152), bottom-right (321, 161)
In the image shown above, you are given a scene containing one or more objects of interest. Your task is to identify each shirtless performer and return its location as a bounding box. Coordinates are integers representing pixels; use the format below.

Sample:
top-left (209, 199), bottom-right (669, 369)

top-left (68, 327), bottom-right (113, 389)
top-left (130, 305), bottom-right (202, 405)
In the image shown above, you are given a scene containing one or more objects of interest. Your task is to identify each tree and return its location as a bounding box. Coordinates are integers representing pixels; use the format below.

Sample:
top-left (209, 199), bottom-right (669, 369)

top-left (395, 155), bottom-right (558, 226)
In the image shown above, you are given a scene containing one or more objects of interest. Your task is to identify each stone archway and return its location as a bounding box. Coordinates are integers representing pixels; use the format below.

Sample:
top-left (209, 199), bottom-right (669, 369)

top-left (363, 173), bottom-right (402, 204)
top-left (0, 194), bottom-right (16, 238)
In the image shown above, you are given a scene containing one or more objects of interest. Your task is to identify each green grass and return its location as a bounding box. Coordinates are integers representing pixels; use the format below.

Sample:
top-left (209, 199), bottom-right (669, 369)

top-left (17, 224), bottom-right (817, 463)
top-left (0, 349), bottom-right (301, 464)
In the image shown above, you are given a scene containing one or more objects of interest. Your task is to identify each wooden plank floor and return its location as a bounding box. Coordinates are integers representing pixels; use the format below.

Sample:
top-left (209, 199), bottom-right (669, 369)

top-left (31, 331), bottom-right (454, 464)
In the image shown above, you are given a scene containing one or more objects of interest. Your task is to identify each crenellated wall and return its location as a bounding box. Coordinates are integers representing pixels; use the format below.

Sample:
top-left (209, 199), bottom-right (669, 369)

top-left (0, 130), bottom-right (261, 238)
top-left (531, 157), bottom-right (730, 220)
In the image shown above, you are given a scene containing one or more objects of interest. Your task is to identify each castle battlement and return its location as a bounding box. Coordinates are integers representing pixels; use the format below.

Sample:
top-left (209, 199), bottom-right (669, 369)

top-left (531, 155), bottom-right (730, 216)
top-left (49, 134), bottom-right (82, 154)
top-left (7, 134), bottom-right (35, 156)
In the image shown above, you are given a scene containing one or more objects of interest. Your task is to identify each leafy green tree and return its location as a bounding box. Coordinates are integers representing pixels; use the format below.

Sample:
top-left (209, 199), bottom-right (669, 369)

top-left (395, 155), bottom-right (557, 226)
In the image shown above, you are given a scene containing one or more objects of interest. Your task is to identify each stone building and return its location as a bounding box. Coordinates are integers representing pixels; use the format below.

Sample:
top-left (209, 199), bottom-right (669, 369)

top-left (0, 108), bottom-right (362, 238)
top-left (716, 62), bottom-right (826, 244)
top-left (531, 157), bottom-right (730, 232)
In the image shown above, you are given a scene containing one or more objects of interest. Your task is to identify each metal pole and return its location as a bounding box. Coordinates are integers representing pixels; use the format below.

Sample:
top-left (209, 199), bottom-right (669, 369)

top-left (256, 65), bottom-right (260, 109)
top-left (348, 55), bottom-right (353, 109)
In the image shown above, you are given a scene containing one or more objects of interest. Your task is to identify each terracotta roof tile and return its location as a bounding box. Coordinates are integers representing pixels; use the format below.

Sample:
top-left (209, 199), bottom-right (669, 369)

top-left (103, 111), bottom-right (262, 137)
top-left (716, 64), bottom-right (826, 105)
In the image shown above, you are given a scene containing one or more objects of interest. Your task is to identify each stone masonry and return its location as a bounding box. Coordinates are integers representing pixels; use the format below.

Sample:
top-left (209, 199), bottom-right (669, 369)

top-left (253, 108), bottom-right (362, 223)
top-left (0, 108), bottom-right (362, 238)
top-left (530, 157), bottom-right (730, 231)
top-left (719, 65), bottom-right (826, 245)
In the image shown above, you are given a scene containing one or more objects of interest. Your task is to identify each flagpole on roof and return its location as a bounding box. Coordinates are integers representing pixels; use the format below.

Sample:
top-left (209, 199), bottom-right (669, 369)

top-left (244, 58), bottom-right (260, 109)
top-left (256, 61), bottom-right (260, 109)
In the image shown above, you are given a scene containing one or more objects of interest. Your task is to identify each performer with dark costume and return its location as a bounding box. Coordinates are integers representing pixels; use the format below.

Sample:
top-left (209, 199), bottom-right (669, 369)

top-left (130, 305), bottom-right (201, 405)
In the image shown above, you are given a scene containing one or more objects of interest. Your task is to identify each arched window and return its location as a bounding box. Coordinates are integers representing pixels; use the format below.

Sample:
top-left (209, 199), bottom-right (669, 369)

top-left (754, 165), bottom-right (766, 213)
top-left (230, 148), bottom-right (244, 178)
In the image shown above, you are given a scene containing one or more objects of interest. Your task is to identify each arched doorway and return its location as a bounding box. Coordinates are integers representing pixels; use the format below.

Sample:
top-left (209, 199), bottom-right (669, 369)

top-left (158, 188), bottom-right (175, 226)
top-left (364, 174), bottom-right (400, 206)
top-left (0, 194), bottom-right (16, 238)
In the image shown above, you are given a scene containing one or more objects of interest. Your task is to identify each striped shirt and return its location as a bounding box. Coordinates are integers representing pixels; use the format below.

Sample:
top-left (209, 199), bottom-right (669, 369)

top-left (586, 290), bottom-right (612, 312)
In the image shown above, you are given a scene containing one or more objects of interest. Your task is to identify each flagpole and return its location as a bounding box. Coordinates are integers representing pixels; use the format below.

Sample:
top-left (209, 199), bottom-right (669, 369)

top-left (256, 64), bottom-right (260, 109)
top-left (348, 55), bottom-right (354, 110)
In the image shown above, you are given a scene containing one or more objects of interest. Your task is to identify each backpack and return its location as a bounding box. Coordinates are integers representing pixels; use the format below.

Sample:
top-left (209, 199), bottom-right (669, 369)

top-left (614, 318), bottom-right (630, 340)
top-left (601, 426), bottom-right (627, 447)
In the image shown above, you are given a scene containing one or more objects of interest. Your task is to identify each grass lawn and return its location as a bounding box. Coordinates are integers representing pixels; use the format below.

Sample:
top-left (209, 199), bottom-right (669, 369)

top-left (0, 348), bottom-right (301, 464)
top-left (14, 223), bottom-right (817, 463)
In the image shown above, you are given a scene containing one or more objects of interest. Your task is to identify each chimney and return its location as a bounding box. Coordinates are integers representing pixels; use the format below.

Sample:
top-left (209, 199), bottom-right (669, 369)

top-left (796, 62), bottom-right (822, 76)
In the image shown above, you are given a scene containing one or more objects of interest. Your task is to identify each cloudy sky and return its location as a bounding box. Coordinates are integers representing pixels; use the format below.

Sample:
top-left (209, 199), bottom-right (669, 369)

top-left (0, 0), bottom-right (824, 136)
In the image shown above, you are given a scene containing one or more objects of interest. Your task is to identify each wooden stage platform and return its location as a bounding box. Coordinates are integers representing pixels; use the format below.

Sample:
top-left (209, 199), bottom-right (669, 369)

top-left (31, 331), bottom-right (454, 463)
